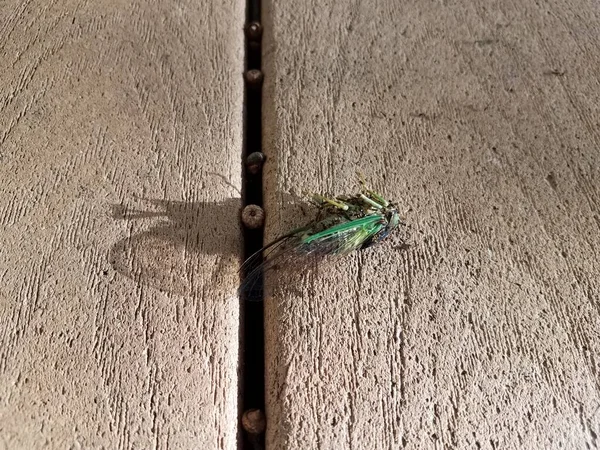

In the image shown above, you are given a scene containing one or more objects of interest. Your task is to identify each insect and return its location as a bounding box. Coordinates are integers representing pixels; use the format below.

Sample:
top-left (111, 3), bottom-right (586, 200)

top-left (241, 174), bottom-right (407, 296)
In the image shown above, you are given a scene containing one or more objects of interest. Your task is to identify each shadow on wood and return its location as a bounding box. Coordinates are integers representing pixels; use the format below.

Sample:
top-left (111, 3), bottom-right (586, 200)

top-left (109, 197), bottom-right (241, 296)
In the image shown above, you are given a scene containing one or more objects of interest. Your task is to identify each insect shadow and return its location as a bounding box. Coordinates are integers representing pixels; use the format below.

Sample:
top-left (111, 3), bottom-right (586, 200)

top-left (108, 197), bottom-right (242, 296)
top-left (108, 193), bottom-right (314, 296)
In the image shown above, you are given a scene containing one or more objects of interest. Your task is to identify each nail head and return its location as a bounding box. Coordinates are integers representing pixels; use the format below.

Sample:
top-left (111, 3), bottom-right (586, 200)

top-left (245, 69), bottom-right (264, 88)
top-left (246, 152), bottom-right (266, 174)
top-left (245, 22), bottom-right (263, 41)
top-left (242, 205), bottom-right (265, 229)
top-left (242, 408), bottom-right (266, 435)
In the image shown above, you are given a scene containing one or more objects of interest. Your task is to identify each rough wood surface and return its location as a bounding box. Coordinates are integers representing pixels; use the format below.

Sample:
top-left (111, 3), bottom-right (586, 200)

top-left (263, 0), bottom-right (600, 448)
top-left (0, 1), bottom-right (243, 448)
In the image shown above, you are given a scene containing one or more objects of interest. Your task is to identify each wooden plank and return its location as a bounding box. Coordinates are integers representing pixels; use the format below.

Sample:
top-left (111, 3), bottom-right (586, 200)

top-left (263, 0), bottom-right (600, 448)
top-left (0, 1), bottom-right (243, 448)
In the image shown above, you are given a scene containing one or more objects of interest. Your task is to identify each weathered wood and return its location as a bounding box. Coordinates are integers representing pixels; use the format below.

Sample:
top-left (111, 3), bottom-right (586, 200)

top-left (263, 0), bottom-right (600, 448)
top-left (0, 1), bottom-right (243, 448)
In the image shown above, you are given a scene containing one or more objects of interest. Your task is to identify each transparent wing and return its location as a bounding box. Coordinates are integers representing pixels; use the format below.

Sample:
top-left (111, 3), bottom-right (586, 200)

top-left (239, 217), bottom-right (385, 299)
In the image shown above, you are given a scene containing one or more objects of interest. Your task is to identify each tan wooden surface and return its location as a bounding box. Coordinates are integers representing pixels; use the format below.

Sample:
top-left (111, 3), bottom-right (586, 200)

top-left (263, 0), bottom-right (600, 448)
top-left (0, 1), bottom-right (243, 448)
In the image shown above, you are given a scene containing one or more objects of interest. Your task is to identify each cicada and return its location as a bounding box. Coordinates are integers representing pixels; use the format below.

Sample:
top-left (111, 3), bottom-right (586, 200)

top-left (241, 175), bottom-right (407, 296)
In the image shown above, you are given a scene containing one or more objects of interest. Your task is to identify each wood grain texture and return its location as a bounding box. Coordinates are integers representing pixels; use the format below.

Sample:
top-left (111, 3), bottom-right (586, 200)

top-left (0, 1), bottom-right (243, 448)
top-left (262, 0), bottom-right (600, 448)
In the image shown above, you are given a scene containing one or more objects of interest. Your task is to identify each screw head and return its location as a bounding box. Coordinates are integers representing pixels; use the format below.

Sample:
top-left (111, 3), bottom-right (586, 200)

top-left (242, 408), bottom-right (266, 435)
top-left (242, 205), bottom-right (265, 229)
top-left (246, 152), bottom-right (266, 175)
top-left (245, 21), bottom-right (263, 41)
top-left (245, 69), bottom-right (264, 88)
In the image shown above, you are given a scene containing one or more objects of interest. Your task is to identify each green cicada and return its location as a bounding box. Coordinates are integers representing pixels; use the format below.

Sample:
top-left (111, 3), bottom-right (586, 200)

top-left (241, 175), bottom-right (406, 295)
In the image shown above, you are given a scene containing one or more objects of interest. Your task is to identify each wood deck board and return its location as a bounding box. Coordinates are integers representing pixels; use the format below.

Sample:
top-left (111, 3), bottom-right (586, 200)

top-left (262, 0), bottom-right (600, 447)
top-left (0, 1), bottom-right (244, 448)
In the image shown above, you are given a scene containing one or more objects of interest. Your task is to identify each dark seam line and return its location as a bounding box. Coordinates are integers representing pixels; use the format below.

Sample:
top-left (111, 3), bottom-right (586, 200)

top-left (240, 0), bottom-right (265, 448)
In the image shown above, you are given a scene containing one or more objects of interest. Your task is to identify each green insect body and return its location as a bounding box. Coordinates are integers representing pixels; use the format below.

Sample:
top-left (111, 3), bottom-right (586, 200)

top-left (241, 176), bottom-right (405, 294)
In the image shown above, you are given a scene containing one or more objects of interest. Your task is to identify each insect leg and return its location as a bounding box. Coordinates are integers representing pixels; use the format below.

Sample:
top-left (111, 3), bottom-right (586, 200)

top-left (357, 172), bottom-right (389, 207)
top-left (311, 193), bottom-right (351, 211)
top-left (359, 193), bottom-right (385, 209)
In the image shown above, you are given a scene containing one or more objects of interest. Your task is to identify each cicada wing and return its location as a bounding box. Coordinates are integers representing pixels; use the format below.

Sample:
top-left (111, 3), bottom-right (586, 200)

top-left (239, 215), bottom-right (387, 299)
top-left (300, 214), bottom-right (386, 255)
top-left (239, 234), bottom-right (300, 300)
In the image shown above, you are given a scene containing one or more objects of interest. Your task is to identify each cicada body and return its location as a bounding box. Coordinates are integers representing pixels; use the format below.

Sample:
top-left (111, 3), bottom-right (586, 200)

top-left (240, 176), bottom-right (406, 296)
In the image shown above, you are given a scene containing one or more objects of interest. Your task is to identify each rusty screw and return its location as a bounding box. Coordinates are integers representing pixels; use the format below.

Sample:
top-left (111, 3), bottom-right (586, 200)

top-left (242, 205), bottom-right (265, 229)
top-left (242, 408), bottom-right (266, 435)
top-left (246, 152), bottom-right (266, 175)
top-left (245, 21), bottom-right (263, 41)
top-left (245, 69), bottom-right (264, 89)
